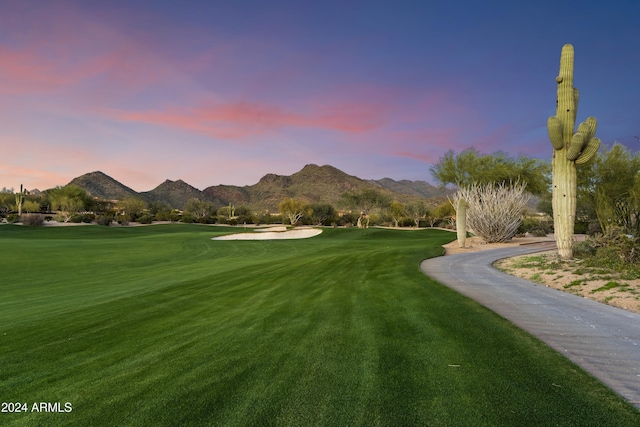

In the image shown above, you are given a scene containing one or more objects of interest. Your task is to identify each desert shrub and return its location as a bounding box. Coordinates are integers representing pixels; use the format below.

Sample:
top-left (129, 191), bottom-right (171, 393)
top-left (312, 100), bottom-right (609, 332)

top-left (453, 181), bottom-right (530, 243)
top-left (587, 221), bottom-right (602, 236)
top-left (435, 220), bottom-right (454, 229)
top-left (181, 213), bottom-right (196, 223)
top-left (618, 236), bottom-right (640, 264)
top-left (518, 217), bottom-right (541, 234)
top-left (577, 226), bottom-right (640, 266)
top-left (574, 221), bottom-right (589, 234)
top-left (137, 214), bottom-right (154, 224)
top-left (594, 246), bottom-right (624, 269)
top-left (22, 214), bottom-right (44, 226)
top-left (572, 240), bottom-right (596, 258)
top-left (400, 218), bottom-right (415, 227)
top-left (6, 214), bottom-right (20, 223)
top-left (161, 211), bottom-right (181, 222)
top-left (96, 216), bottom-right (112, 226)
top-left (68, 213), bottom-right (94, 223)
top-left (44, 216), bottom-right (53, 221)
top-left (235, 214), bottom-right (252, 225)
top-left (530, 228), bottom-right (547, 237)
top-left (154, 210), bottom-right (171, 221)
top-left (82, 213), bottom-right (95, 223)
top-left (336, 212), bottom-right (356, 227)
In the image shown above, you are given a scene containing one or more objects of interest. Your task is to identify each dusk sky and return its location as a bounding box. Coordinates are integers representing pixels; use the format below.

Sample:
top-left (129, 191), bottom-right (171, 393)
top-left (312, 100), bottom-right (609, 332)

top-left (2, 1), bottom-right (639, 192)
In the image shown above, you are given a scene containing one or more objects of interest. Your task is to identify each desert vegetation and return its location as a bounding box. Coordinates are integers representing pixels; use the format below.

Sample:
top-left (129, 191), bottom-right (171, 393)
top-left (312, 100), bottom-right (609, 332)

top-left (1, 225), bottom-right (638, 425)
top-left (495, 227), bottom-right (640, 313)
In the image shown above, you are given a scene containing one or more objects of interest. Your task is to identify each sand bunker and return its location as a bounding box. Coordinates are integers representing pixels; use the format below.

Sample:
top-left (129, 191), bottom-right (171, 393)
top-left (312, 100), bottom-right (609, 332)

top-left (212, 227), bottom-right (322, 241)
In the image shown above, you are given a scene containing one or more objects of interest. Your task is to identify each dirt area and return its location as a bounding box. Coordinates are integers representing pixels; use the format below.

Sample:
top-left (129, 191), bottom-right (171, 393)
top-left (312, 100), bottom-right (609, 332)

top-left (443, 235), bottom-right (640, 315)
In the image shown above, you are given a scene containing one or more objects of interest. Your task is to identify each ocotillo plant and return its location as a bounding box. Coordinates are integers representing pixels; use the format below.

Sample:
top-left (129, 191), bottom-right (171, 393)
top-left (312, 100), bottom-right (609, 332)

top-left (548, 44), bottom-right (600, 259)
top-left (14, 184), bottom-right (25, 217)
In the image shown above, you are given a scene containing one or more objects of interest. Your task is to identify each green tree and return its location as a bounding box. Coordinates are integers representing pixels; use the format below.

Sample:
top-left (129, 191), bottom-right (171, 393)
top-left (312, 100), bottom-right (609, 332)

top-left (22, 200), bottom-right (40, 213)
top-left (309, 203), bottom-right (337, 226)
top-left (0, 190), bottom-right (14, 214)
top-left (118, 197), bottom-right (147, 222)
top-left (234, 206), bottom-right (252, 224)
top-left (278, 198), bottom-right (309, 226)
top-left (217, 204), bottom-right (236, 222)
top-left (47, 185), bottom-right (90, 222)
top-left (587, 143), bottom-right (640, 234)
top-left (341, 189), bottom-right (391, 228)
top-left (405, 201), bottom-right (429, 227)
top-left (184, 198), bottom-right (217, 223)
top-left (432, 201), bottom-right (455, 227)
top-left (389, 201), bottom-right (406, 227)
top-left (430, 148), bottom-right (550, 196)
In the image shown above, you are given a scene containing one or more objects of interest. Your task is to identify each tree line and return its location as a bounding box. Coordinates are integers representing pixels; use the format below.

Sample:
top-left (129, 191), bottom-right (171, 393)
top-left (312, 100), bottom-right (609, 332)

top-left (3, 143), bottom-right (638, 236)
top-left (0, 184), bottom-right (455, 228)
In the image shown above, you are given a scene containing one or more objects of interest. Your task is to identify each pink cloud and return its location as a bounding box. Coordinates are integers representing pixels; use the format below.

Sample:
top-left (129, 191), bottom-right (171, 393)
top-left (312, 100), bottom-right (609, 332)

top-left (0, 2), bottom-right (197, 97)
top-left (107, 99), bottom-right (387, 139)
top-left (0, 164), bottom-right (69, 191)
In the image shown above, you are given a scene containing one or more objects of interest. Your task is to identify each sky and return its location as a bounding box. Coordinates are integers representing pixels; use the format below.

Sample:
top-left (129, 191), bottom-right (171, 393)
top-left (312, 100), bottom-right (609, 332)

top-left (1, 0), bottom-right (639, 192)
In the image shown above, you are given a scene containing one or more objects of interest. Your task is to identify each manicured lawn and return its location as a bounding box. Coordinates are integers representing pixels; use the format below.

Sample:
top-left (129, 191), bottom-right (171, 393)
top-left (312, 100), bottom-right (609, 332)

top-left (0, 224), bottom-right (637, 426)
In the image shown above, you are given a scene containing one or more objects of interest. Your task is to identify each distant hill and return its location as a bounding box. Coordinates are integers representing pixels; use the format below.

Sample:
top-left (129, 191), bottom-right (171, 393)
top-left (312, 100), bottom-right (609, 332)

top-left (68, 164), bottom-right (448, 211)
top-left (68, 171), bottom-right (141, 201)
top-left (141, 179), bottom-right (205, 210)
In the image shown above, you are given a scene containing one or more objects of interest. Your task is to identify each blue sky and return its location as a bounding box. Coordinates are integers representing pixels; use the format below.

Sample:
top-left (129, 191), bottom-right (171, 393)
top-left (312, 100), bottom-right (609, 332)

top-left (1, 0), bottom-right (638, 191)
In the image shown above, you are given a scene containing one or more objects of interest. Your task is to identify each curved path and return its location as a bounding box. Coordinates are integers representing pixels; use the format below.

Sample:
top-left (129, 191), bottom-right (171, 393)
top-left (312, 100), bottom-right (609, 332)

top-left (420, 243), bottom-right (640, 409)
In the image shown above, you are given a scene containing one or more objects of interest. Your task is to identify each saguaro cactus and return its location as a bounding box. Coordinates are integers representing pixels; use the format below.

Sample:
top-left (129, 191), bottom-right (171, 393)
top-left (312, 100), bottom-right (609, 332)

top-left (15, 184), bottom-right (26, 217)
top-left (456, 198), bottom-right (468, 248)
top-left (548, 44), bottom-right (601, 259)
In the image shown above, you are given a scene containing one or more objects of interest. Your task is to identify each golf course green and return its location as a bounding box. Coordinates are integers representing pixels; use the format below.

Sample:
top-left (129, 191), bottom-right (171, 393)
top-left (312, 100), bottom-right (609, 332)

top-left (0, 224), bottom-right (637, 426)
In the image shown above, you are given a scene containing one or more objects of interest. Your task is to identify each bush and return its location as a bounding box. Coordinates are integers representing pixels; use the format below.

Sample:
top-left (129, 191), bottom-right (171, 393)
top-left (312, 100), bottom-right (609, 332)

top-left (572, 240), bottom-right (596, 258)
top-left (587, 221), bottom-right (602, 236)
top-left (574, 221), bottom-right (589, 234)
top-left (181, 213), bottom-right (196, 223)
top-left (454, 181), bottom-right (530, 243)
top-left (576, 226), bottom-right (640, 266)
top-left (81, 213), bottom-right (95, 223)
top-left (530, 228), bottom-right (547, 237)
top-left (6, 214), bottom-right (20, 223)
top-left (337, 212), bottom-right (358, 227)
top-left (400, 218), bottom-right (415, 227)
top-left (518, 217), bottom-right (541, 234)
top-left (137, 214), bottom-right (154, 224)
top-left (96, 216), bottom-right (112, 226)
top-left (22, 214), bottom-right (44, 226)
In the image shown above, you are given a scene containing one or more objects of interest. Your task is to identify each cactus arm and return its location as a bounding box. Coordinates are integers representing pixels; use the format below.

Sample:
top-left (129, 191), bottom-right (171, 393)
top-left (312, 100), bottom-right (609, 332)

top-left (566, 133), bottom-right (584, 160)
top-left (556, 44), bottom-right (576, 147)
top-left (575, 137), bottom-right (601, 165)
top-left (547, 116), bottom-right (564, 150)
top-left (577, 117), bottom-right (597, 142)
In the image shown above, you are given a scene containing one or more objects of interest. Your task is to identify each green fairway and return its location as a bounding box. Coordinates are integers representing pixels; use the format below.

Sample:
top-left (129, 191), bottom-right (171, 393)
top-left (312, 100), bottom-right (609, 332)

top-left (0, 224), bottom-right (637, 426)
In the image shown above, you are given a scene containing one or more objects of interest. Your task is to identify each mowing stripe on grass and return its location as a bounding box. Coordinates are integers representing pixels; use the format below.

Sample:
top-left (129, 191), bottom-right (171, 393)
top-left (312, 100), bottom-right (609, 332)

top-left (0, 225), bottom-right (638, 426)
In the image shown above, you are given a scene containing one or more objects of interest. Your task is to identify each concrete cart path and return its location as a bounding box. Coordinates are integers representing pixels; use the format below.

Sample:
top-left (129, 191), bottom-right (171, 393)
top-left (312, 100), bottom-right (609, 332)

top-left (420, 243), bottom-right (640, 409)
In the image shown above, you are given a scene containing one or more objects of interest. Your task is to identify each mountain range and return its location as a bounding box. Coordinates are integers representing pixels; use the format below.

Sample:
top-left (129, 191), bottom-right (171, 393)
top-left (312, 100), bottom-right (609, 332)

top-left (68, 164), bottom-right (451, 211)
